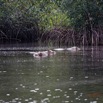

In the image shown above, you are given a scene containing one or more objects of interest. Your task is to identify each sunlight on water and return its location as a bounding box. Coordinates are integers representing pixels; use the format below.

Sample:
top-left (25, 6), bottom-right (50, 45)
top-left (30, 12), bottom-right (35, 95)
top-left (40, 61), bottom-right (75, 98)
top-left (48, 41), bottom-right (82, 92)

top-left (0, 46), bottom-right (103, 103)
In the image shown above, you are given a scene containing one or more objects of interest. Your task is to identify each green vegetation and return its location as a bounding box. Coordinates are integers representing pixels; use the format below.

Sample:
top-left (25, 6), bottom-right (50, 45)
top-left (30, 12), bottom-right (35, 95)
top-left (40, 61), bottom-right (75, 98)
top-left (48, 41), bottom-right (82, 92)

top-left (0, 0), bottom-right (103, 46)
top-left (62, 0), bottom-right (103, 45)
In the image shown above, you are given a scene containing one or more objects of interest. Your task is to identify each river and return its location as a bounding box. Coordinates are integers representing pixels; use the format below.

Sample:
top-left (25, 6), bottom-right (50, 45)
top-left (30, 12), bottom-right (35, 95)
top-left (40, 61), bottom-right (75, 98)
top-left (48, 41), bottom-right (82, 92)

top-left (0, 45), bottom-right (103, 103)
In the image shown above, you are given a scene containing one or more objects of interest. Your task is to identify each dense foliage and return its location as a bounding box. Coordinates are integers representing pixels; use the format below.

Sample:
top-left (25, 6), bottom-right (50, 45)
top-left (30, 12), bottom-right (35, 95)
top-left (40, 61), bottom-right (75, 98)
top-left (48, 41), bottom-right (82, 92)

top-left (0, 0), bottom-right (69, 44)
top-left (62, 0), bottom-right (103, 45)
top-left (0, 0), bottom-right (103, 46)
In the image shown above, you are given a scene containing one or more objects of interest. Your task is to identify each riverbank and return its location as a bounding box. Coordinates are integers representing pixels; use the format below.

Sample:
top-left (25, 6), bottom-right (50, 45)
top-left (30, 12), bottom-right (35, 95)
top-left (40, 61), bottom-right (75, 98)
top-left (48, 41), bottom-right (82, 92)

top-left (1, 27), bottom-right (103, 46)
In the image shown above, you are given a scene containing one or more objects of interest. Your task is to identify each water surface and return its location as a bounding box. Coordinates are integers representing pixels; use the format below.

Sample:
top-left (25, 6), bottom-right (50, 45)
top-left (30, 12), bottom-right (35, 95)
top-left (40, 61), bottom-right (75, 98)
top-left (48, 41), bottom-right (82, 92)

top-left (0, 46), bottom-right (103, 103)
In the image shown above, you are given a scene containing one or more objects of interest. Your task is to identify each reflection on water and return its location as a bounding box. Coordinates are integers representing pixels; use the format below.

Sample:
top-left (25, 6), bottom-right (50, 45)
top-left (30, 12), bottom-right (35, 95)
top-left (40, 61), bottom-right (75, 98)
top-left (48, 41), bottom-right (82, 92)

top-left (0, 46), bottom-right (103, 103)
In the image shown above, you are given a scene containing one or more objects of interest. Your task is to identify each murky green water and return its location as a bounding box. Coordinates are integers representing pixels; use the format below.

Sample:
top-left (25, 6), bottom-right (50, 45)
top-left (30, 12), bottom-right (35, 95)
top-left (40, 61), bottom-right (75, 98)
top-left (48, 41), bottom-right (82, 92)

top-left (0, 46), bottom-right (103, 103)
